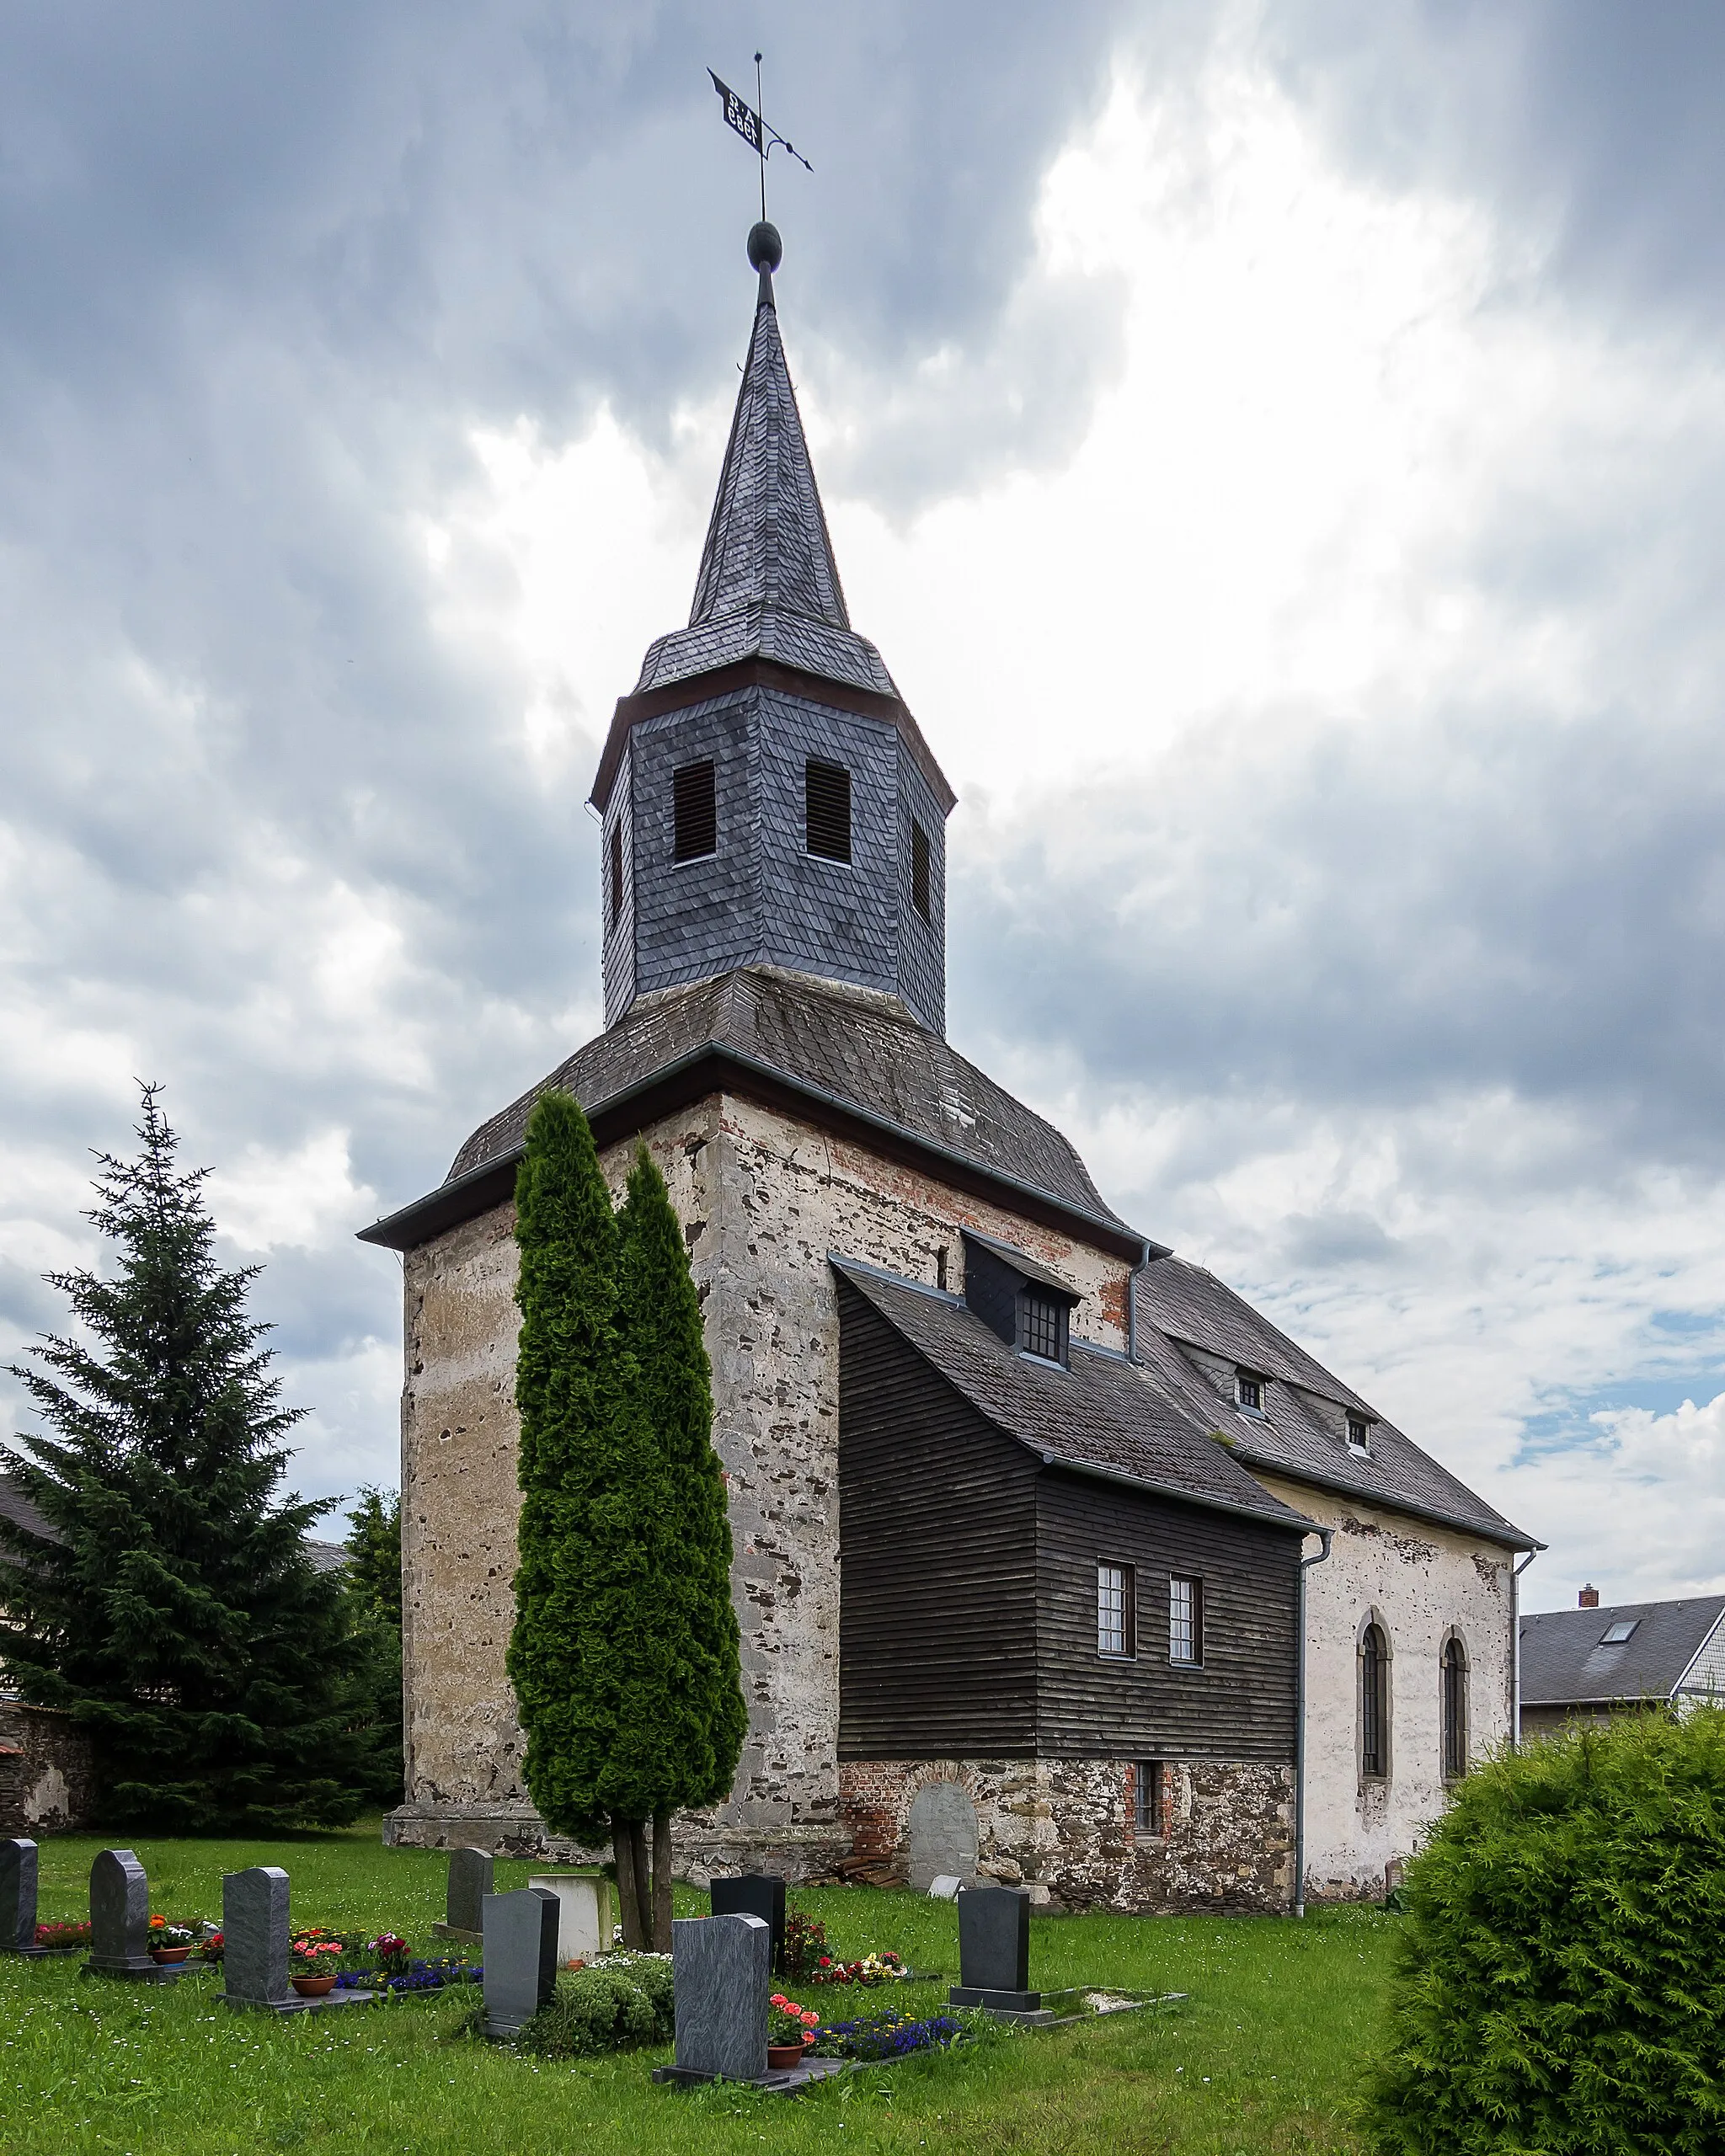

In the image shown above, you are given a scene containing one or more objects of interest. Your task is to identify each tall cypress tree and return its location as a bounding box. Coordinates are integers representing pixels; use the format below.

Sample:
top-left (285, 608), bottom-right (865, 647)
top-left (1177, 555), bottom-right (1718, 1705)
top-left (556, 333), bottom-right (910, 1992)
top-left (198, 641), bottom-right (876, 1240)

top-left (617, 1143), bottom-right (745, 1948)
top-left (0, 1086), bottom-right (370, 1831)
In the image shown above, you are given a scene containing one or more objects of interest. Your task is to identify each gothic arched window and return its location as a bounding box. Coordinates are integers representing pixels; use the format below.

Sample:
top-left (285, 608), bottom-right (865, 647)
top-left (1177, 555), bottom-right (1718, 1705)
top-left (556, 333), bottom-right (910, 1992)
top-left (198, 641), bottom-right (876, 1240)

top-left (1442, 1636), bottom-right (1468, 1782)
top-left (1360, 1623), bottom-right (1389, 1780)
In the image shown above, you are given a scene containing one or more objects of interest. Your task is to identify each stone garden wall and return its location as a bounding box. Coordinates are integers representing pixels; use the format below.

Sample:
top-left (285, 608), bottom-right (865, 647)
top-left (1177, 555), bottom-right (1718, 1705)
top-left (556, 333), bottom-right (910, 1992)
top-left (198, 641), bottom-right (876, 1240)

top-left (0, 1697), bottom-right (95, 1835)
top-left (838, 1756), bottom-right (1296, 1915)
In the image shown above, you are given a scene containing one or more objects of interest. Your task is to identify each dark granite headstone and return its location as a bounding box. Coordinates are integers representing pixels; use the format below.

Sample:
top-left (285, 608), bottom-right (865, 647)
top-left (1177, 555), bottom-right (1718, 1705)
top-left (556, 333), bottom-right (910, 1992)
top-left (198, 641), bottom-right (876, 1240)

top-left (222, 1865), bottom-right (372, 2015)
top-left (88, 1849), bottom-right (179, 1982)
top-left (481, 1887), bottom-right (559, 2038)
top-left (434, 1847), bottom-right (492, 1944)
top-left (669, 1912), bottom-right (771, 2082)
top-left (1, 1840), bottom-right (40, 1955)
top-left (949, 1885), bottom-right (1045, 2016)
top-left (708, 1873), bottom-right (786, 1972)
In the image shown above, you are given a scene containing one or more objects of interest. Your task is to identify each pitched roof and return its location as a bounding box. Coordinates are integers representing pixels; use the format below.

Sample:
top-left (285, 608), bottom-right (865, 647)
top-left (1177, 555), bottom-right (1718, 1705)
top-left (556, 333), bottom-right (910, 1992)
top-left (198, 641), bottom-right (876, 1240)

top-left (833, 1257), bottom-right (1313, 1534)
top-left (628, 263), bottom-right (898, 706)
top-left (360, 967), bottom-right (1142, 1256)
top-left (1132, 1259), bottom-right (1539, 1551)
top-left (1519, 1595), bottom-right (1725, 1707)
top-left (0, 1473), bottom-right (57, 1550)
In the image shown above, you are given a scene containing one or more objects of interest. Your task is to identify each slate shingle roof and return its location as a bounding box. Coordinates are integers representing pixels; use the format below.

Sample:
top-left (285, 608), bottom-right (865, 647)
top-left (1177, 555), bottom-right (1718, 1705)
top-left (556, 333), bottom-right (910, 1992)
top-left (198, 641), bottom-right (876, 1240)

top-left (443, 967), bottom-right (1130, 1235)
top-left (0, 1473), bottom-right (56, 1550)
top-left (631, 269), bottom-right (897, 704)
top-left (833, 1257), bottom-right (1313, 1533)
top-left (1519, 1595), bottom-right (1725, 1707)
top-left (1133, 1258), bottom-right (1538, 1550)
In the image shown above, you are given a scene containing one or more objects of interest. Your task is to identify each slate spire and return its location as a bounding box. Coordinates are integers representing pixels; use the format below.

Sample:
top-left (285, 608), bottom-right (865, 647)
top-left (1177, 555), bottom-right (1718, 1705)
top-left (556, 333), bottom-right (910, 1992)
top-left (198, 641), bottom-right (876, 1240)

top-left (687, 222), bottom-right (849, 632)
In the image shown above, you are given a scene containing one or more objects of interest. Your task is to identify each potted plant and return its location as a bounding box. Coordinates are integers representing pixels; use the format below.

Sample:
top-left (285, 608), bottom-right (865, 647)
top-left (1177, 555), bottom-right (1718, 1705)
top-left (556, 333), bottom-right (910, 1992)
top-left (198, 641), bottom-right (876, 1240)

top-left (148, 1920), bottom-right (195, 1965)
top-left (766, 1993), bottom-right (820, 2069)
top-left (288, 1935), bottom-right (344, 1998)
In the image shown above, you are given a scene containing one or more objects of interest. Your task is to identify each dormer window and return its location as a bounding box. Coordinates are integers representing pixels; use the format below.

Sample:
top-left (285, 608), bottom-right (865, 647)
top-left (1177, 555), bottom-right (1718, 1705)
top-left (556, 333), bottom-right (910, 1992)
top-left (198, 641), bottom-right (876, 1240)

top-left (1347, 1413), bottom-right (1371, 1455)
top-left (1599, 1620), bottom-right (1640, 1645)
top-left (961, 1229), bottom-right (1079, 1369)
top-left (1019, 1289), bottom-right (1068, 1366)
top-left (1236, 1370), bottom-right (1265, 1415)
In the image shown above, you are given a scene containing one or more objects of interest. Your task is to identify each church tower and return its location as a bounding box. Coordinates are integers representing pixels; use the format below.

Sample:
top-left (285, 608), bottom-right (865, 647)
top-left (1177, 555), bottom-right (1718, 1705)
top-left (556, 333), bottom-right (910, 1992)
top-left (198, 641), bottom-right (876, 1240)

top-left (590, 225), bottom-right (953, 1034)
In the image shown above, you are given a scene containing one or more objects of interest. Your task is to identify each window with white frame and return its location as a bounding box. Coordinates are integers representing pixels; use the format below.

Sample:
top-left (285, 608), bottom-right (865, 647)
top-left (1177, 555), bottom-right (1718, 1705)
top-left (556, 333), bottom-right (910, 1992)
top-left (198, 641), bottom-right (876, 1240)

top-left (1097, 1562), bottom-right (1135, 1657)
top-left (1169, 1575), bottom-right (1203, 1664)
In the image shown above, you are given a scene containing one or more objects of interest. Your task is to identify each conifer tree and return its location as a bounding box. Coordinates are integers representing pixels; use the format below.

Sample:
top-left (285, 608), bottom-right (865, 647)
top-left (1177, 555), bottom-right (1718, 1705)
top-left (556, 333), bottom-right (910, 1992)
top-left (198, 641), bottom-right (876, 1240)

top-left (0, 1085), bottom-right (371, 1831)
top-left (616, 1143), bottom-right (745, 1948)
top-left (343, 1486), bottom-right (404, 1808)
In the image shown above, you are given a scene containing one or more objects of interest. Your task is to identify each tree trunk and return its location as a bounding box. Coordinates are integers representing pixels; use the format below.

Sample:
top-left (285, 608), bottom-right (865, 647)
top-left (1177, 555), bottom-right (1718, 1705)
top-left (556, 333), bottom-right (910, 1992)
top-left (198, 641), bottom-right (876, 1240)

top-left (628, 1818), bottom-right (653, 1955)
top-left (651, 1809), bottom-right (674, 1952)
top-left (611, 1819), bottom-right (644, 1948)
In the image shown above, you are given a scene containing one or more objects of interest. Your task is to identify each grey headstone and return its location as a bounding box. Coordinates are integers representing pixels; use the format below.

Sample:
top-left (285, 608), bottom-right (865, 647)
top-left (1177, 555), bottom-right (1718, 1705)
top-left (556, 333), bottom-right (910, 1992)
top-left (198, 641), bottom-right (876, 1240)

top-left (949, 1885), bottom-right (1039, 2011)
top-left (88, 1849), bottom-right (174, 1978)
top-left (222, 1867), bottom-right (291, 2008)
top-left (446, 1848), bottom-right (493, 1936)
top-left (708, 1873), bottom-right (786, 1971)
top-left (907, 1780), bottom-right (979, 1892)
top-left (481, 1887), bottom-right (559, 2038)
top-left (0, 1840), bottom-right (37, 1953)
top-left (927, 1874), bottom-right (962, 1901)
top-left (672, 1912), bottom-right (771, 2082)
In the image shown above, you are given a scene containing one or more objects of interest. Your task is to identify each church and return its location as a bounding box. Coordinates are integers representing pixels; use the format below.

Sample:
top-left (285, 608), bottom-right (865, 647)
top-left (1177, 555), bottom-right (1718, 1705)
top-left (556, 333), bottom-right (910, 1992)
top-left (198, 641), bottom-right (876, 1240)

top-left (360, 225), bottom-right (1538, 1911)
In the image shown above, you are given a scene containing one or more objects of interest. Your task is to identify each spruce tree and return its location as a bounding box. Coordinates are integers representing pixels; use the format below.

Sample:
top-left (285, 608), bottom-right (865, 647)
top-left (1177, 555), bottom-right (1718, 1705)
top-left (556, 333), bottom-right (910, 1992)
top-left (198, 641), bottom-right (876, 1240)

top-left (0, 1085), bottom-right (371, 1831)
top-left (506, 1091), bottom-right (670, 1945)
top-left (343, 1486), bottom-right (404, 1809)
top-left (616, 1143), bottom-right (745, 1947)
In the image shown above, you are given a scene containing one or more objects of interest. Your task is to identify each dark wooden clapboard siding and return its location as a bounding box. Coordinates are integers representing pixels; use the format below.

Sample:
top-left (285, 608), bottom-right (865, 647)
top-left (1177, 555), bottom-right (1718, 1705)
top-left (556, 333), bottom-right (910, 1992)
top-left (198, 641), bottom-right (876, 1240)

top-left (837, 1277), bottom-right (1039, 1758)
top-left (1035, 1468), bottom-right (1300, 1760)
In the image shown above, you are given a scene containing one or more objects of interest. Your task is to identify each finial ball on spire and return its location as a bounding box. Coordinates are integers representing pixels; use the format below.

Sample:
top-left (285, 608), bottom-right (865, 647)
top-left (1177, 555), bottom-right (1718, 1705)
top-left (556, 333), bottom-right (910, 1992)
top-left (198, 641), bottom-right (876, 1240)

top-left (747, 221), bottom-right (782, 274)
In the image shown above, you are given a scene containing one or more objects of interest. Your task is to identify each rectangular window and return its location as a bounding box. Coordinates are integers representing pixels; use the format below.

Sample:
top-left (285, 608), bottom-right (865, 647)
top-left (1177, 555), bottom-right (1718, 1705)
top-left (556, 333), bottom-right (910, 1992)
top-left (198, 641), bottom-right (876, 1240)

top-left (805, 759), bottom-right (852, 862)
top-left (1097, 1562), bottom-right (1135, 1658)
top-left (673, 760), bottom-right (718, 862)
top-left (1169, 1575), bottom-right (1202, 1664)
top-left (1018, 1289), bottom-right (1066, 1364)
top-left (1346, 1412), bottom-right (1370, 1454)
top-left (606, 821), bottom-right (624, 931)
top-left (1236, 1371), bottom-right (1263, 1412)
top-left (1133, 1760), bottom-right (1163, 1838)
top-left (911, 819), bottom-right (932, 921)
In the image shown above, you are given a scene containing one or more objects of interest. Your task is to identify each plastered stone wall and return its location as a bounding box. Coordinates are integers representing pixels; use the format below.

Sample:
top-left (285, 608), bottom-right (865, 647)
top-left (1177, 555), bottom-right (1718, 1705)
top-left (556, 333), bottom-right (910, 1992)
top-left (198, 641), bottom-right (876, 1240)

top-left (390, 1081), bottom-right (1134, 1865)
top-left (1252, 1475), bottom-right (1514, 1899)
top-left (0, 1700), bottom-right (95, 1836)
top-left (838, 1756), bottom-right (1294, 1914)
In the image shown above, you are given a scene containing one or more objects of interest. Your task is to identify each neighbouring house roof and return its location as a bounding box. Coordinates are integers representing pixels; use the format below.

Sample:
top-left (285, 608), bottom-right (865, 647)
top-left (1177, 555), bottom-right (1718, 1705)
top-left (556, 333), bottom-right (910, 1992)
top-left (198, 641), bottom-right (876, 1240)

top-left (360, 967), bottom-right (1146, 1258)
top-left (832, 1256), bottom-right (1314, 1535)
top-left (305, 1540), bottom-right (351, 1577)
top-left (2, 1470), bottom-right (352, 1580)
top-left (1132, 1259), bottom-right (1539, 1552)
top-left (1519, 1595), bottom-right (1725, 1708)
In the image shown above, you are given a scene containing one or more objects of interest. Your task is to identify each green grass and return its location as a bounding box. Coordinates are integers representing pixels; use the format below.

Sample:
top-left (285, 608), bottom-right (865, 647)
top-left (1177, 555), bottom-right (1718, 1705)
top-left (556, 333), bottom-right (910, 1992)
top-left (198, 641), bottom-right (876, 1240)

top-left (1, 1821), bottom-right (1394, 2155)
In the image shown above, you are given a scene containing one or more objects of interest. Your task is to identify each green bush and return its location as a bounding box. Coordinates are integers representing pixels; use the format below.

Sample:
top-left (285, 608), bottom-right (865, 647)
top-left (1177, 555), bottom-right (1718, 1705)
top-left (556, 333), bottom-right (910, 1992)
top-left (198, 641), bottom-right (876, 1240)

top-left (515, 1957), bottom-right (676, 2058)
top-left (1361, 1709), bottom-right (1725, 2154)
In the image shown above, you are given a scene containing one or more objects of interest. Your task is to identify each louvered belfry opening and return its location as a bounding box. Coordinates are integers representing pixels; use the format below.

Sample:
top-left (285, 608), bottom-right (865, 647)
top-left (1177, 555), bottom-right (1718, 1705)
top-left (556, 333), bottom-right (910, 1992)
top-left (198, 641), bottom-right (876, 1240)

top-left (606, 822), bottom-right (624, 931)
top-left (673, 760), bottom-right (718, 862)
top-left (805, 759), bottom-right (852, 862)
top-left (911, 820), bottom-right (932, 921)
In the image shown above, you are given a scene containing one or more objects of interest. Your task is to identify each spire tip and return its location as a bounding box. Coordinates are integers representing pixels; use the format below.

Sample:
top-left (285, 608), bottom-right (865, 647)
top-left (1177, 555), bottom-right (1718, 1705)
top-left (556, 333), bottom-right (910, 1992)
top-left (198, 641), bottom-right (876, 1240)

top-left (746, 221), bottom-right (782, 275)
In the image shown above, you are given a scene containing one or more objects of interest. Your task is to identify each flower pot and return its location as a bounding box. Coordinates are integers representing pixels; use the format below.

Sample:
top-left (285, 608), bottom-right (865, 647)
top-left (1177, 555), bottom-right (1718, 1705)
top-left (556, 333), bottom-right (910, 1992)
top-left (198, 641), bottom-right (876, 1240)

top-left (290, 1973), bottom-right (337, 1998)
top-left (766, 2043), bottom-right (804, 2070)
top-left (149, 1946), bottom-right (191, 1964)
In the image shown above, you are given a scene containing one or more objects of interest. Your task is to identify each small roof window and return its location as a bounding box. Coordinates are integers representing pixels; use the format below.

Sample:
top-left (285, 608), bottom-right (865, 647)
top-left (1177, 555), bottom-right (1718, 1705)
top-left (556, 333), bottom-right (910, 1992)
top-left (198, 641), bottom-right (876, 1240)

top-left (1599, 1620), bottom-right (1640, 1646)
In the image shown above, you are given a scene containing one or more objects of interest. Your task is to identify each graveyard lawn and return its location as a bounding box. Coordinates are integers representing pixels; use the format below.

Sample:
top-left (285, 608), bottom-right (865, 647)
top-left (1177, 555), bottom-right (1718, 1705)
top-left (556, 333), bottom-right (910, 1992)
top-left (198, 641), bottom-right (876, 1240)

top-left (1, 1823), bottom-right (1395, 2155)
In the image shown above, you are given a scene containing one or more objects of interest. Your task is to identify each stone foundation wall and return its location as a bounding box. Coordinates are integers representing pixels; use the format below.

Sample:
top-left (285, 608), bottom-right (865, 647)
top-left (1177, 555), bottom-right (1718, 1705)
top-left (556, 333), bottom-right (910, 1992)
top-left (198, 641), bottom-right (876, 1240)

top-left (0, 1698), bottom-right (96, 1835)
top-left (838, 1756), bottom-right (1295, 1914)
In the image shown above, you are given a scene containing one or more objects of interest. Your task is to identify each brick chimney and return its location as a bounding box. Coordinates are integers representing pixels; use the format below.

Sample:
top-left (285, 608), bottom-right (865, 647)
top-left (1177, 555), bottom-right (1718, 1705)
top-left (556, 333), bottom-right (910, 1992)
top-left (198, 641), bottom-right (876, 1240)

top-left (1579, 1583), bottom-right (1599, 1609)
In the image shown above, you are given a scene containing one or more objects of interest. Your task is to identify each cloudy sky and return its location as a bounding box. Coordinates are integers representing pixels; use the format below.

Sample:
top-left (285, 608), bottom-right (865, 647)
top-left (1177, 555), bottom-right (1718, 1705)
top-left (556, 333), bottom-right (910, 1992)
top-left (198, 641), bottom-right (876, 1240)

top-left (3, 1), bottom-right (1723, 1611)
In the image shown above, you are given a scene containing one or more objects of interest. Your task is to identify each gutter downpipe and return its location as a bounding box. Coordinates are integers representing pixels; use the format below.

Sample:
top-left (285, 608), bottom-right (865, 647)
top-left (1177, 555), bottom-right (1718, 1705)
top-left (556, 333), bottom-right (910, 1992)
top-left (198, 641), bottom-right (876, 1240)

top-left (1512, 1549), bottom-right (1538, 1747)
top-left (1126, 1241), bottom-right (1154, 1363)
top-left (1294, 1527), bottom-right (1335, 1919)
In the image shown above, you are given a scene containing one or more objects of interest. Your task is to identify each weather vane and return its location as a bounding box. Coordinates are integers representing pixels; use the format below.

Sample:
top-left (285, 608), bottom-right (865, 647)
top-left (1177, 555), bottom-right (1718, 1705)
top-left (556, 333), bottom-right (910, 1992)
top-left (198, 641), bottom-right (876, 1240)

top-left (708, 52), bottom-right (811, 226)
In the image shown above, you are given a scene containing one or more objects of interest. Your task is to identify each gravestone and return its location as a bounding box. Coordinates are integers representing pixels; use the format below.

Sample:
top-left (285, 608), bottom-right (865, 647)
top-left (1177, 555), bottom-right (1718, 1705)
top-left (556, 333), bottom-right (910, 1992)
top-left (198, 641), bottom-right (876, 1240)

top-left (949, 1885), bottom-right (1050, 2021)
top-left (907, 1781), bottom-right (979, 1892)
top-left (927, 1875), bottom-right (962, 1901)
top-left (88, 1849), bottom-right (179, 1981)
top-left (222, 1865), bottom-right (371, 2015)
top-left (433, 1846), bottom-right (492, 1944)
top-left (1, 1840), bottom-right (44, 1956)
top-left (526, 1868), bottom-right (613, 1962)
top-left (481, 1887), bottom-right (560, 2038)
top-left (708, 1873), bottom-right (786, 1972)
top-left (668, 1912), bottom-right (771, 2082)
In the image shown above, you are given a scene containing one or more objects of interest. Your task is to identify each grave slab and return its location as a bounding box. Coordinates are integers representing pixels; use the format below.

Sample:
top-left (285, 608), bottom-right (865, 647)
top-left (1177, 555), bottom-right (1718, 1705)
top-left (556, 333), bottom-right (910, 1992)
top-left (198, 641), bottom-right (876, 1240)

top-left (432, 1846), bottom-right (493, 1945)
top-left (526, 1869), bottom-right (613, 1962)
top-left (481, 1887), bottom-right (560, 2038)
top-left (88, 1849), bottom-right (180, 1981)
top-left (222, 1866), bottom-right (372, 2015)
top-left (708, 1873), bottom-right (786, 1971)
top-left (669, 1911), bottom-right (771, 2083)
